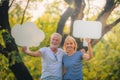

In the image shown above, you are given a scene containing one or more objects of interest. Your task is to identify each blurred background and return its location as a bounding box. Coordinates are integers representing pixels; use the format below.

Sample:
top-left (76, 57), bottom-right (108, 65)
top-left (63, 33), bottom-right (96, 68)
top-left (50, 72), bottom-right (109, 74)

top-left (0, 0), bottom-right (120, 80)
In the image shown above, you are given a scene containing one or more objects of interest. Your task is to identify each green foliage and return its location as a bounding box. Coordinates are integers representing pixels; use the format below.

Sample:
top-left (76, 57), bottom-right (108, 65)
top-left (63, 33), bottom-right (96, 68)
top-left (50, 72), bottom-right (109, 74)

top-left (8, 51), bottom-right (22, 66)
top-left (1, 0), bottom-right (120, 80)
top-left (9, 2), bottom-right (32, 27)
top-left (3, 1), bottom-right (61, 80)
top-left (83, 25), bottom-right (120, 80)
top-left (20, 51), bottom-right (42, 80)
top-left (0, 54), bottom-right (16, 80)
top-left (34, 13), bottom-right (60, 47)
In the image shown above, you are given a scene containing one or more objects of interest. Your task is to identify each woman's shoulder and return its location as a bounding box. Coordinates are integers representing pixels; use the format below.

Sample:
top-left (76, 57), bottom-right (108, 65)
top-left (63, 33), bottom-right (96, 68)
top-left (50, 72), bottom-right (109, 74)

top-left (76, 51), bottom-right (84, 55)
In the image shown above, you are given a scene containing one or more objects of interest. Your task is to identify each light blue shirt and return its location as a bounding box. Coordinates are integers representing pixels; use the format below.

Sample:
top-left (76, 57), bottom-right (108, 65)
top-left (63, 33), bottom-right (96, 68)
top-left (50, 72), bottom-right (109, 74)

top-left (63, 51), bottom-right (83, 80)
top-left (40, 47), bottom-right (65, 80)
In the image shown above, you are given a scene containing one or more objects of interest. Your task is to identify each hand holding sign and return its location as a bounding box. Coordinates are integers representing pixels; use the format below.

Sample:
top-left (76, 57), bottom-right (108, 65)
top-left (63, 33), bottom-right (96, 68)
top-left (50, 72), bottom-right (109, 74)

top-left (73, 20), bottom-right (102, 46)
top-left (11, 22), bottom-right (45, 48)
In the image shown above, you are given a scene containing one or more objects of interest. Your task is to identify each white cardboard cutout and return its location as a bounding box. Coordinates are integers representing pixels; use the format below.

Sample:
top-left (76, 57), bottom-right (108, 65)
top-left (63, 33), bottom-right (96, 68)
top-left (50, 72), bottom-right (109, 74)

top-left (73, 20), bottom-right (102, 46)
top-left (11, 22), bottom-right (45, 48)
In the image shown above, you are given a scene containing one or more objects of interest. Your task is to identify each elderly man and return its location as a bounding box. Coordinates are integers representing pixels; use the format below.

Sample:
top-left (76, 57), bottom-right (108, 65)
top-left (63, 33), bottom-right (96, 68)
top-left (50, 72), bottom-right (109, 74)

top-left (22, 33), bottom-right (65, 80)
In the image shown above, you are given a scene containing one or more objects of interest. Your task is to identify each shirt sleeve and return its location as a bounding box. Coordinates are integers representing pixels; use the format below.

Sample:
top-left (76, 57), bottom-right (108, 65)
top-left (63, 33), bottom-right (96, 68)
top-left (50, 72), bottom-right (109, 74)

top-left (80, 52), bottom-right (84, 60)
top-left (39, 47), bottom-right (47, 57)
top-left (59, 48), bottom-right (66, 55)
top-left (77, 51), bottom-right (84, 60)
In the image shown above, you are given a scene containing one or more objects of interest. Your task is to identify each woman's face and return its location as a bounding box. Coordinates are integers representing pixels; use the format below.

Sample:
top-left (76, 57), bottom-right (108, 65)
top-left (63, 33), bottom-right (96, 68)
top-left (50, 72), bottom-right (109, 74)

top-left (65, 40), bottom-right (75, 52)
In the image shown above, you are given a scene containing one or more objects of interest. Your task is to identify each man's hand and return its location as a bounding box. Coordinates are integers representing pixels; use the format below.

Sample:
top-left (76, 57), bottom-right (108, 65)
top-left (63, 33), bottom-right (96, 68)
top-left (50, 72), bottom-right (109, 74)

top-left (22, 46), bottom-right (27, 53)
top-left (80, 48), bottom-right (86, 53)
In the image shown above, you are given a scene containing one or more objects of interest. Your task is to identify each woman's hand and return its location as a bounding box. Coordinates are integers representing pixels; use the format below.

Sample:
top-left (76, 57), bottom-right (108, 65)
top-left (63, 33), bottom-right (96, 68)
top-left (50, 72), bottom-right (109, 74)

top-left (85, 38), bottom-right (91, 44)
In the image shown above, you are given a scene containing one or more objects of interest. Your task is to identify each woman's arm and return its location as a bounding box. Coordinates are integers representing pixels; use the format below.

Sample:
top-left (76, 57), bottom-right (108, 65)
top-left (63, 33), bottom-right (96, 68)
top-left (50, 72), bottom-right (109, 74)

top-left (82, 38), bottom-right (93, 60)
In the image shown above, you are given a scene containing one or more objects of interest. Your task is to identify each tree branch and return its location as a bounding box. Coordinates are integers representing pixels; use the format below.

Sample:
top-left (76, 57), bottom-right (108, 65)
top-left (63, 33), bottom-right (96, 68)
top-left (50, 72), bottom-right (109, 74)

top-left (56, 7), bottom-right (74, 34)
top-left (92, 18), bottom-right (120, 46)
top-left (70, 0), bottom-right (85, 35)
top-left (9, 0), bottom-right (15, 9)
top-left (97, 0), bottom-right (115, 25)
top-left (102, 18), bottom-right (120, 35)
top-left (21, 0), bottom-right (30, 24)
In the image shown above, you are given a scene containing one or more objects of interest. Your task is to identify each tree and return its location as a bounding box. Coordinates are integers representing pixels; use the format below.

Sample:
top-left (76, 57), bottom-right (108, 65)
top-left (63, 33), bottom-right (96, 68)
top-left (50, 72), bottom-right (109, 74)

top-left (57, 0), bottom-right (120, 50)
top-left (0, 0), bottom-right (120, 79)
top-left (0, 0), bottom-right (33, 80)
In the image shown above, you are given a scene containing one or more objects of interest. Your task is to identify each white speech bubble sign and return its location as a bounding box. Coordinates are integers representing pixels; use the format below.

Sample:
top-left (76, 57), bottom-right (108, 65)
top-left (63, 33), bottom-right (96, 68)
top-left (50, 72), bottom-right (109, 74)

top-left (73, 20), bottom-right (102, 46)
top-left (11, 22), bottom-right (45, 48)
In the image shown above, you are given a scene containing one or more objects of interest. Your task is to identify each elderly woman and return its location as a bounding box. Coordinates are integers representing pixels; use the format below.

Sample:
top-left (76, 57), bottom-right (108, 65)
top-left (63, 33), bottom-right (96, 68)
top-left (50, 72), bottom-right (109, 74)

top-left (62, 36), bottom-right (93, 80)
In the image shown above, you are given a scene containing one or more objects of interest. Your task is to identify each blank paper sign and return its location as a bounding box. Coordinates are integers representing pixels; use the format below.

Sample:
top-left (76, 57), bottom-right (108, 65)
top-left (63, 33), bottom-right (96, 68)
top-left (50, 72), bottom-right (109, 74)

top-left (73, 20), bottom-right (102, 39)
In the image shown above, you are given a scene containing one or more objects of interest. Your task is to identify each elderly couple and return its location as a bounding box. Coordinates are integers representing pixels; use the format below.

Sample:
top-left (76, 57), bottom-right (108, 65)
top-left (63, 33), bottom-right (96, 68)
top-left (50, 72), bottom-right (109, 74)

top-left (22, 33), bottom-right (93, 80)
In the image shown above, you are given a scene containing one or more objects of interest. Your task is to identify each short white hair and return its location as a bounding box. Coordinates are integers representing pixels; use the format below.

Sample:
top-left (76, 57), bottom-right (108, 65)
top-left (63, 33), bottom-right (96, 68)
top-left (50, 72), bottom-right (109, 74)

top-left (51, 33), bottom-right (62, 43)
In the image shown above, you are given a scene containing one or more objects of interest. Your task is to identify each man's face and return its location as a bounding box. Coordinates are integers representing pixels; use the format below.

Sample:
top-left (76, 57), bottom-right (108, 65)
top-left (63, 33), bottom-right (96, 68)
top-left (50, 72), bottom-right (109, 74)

top-left (50, 35), bottom-right (60, 48)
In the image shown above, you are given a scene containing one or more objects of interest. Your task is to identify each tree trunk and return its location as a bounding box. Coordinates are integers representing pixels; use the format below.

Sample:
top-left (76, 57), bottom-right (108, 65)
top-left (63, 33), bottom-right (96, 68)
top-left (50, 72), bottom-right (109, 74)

top-left (0, 1), bottom-right (33, 80)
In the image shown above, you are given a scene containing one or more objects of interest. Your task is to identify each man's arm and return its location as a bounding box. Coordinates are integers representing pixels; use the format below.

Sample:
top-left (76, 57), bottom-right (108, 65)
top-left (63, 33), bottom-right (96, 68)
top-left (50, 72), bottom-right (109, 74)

top-left (22, 46), bottom-right (41, 57)
top-left (82, 38), bottom-right (93, 60)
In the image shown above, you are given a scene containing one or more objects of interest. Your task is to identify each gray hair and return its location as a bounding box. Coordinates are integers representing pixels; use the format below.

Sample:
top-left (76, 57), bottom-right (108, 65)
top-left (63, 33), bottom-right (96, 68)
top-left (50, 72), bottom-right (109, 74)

top-left (51, 33), bottom-right (62, 43)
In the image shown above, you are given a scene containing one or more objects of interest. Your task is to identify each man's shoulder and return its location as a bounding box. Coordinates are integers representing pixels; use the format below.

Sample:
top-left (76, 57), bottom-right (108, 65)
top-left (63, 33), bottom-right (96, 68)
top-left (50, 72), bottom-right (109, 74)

top-left (40, 47), bottom-right (50, 52)
top-left (41, 47), bottom-right (49, 49)
top-left (58, 48), bottom-right (66, 55)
